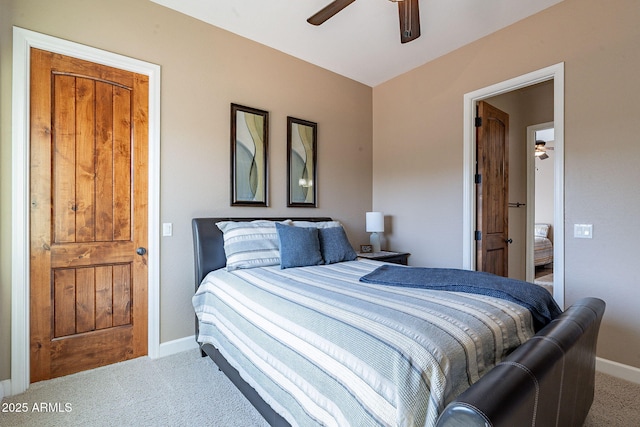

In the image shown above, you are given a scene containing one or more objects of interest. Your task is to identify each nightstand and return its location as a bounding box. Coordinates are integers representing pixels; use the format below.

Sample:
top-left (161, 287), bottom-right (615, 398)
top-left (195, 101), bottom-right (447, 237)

top-left (357, 251), bottom-right (410, 265)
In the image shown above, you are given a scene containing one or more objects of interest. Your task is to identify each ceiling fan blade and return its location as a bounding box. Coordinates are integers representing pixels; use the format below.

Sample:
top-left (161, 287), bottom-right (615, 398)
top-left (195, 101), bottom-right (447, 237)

top-left (539, 153), bottom-right (549, 160)
top-left (307, 0), bottom-right (356, 26)
top-left (398, 0), bottom-right (421, 43)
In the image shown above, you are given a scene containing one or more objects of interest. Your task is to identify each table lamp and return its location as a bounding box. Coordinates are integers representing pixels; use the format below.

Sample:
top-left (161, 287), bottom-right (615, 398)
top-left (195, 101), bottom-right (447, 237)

top-left (366, 212), bottom-right (384, 252)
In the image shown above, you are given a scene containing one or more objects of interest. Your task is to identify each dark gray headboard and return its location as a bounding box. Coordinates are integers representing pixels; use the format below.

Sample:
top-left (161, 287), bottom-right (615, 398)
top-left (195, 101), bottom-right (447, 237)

top-left (192, 217), bottom-right (333, 290)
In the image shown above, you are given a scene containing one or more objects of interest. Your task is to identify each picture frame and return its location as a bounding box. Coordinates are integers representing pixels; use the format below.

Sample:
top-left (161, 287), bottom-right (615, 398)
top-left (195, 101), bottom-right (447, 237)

top-left (360, 245), bottom-right (373, 253)
top-left (287, 116), bottom-right (317, 207)
top-left (231, 103), bottom-right (269, 206)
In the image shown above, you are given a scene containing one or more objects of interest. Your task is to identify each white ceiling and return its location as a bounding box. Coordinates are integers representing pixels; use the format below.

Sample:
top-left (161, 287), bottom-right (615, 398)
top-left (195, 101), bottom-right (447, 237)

top-left (151, 0), bottom-right (563, 87)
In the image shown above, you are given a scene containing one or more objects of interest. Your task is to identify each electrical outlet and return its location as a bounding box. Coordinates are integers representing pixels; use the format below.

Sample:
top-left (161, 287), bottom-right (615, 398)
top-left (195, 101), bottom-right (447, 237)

top-left (574, 224), bottom-right (593, 239)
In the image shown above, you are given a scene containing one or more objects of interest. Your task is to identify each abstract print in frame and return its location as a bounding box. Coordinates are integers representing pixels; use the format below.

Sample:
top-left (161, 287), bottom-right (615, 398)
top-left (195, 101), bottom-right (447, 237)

top-left (231, 103), bottom-right (269, 206)
top-left (287, 116), bottom-right (317, 207)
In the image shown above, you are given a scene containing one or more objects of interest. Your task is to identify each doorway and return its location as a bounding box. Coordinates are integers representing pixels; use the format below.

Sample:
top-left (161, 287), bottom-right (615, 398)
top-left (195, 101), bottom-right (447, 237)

top-left (462, 63), bottom-right (565, 308)
top-left (527, 123), bottom-right (555, 293)
top-left (11, 27), bottom-right (161, 395)
top-left (29, 48), bottom-right (149, 382)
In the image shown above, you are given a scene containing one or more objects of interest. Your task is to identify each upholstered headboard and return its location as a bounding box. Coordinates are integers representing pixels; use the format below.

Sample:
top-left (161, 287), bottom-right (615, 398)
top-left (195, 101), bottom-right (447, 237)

top-left (191, 217), bottom-right (333, 289)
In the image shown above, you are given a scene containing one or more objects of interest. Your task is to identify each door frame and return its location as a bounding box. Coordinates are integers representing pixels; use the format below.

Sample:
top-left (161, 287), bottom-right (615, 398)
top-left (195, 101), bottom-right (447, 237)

top-left (462, 62), bottom-right (565, 308)
top-left (11, 27), bottom-right (161, 395)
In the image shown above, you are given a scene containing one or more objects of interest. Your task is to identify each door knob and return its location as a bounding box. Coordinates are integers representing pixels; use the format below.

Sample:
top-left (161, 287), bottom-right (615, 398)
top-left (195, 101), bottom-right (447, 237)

top-left (505, 238), bottom-right (513, 244)
top-left (136, 247), bottom-right (147, 256)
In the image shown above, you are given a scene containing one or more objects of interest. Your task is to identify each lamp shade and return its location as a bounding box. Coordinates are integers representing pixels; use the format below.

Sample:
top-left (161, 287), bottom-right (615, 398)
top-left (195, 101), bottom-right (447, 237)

top-left (366, 212), bottom-right (384, 233)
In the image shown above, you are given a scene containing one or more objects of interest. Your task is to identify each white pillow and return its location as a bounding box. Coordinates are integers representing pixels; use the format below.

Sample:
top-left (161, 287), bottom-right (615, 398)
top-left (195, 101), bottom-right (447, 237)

top-left (534, 223), bottom-right (551, 238)
top-left (216, 220), bottom-right (290, 270)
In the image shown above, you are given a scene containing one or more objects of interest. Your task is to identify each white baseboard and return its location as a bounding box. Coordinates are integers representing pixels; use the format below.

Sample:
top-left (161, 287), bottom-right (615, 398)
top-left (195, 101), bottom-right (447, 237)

top-left (596, 357), bottom-right (640, 384)
top-left (155, 335), bottom-right (199, 359)
top-left (1, 379), bottom-right (10, 400)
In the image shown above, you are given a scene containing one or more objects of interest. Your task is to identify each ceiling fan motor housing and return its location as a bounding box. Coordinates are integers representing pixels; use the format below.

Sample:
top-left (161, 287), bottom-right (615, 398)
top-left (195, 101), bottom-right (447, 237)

top-left (308, 0), bottom-right (421, 43)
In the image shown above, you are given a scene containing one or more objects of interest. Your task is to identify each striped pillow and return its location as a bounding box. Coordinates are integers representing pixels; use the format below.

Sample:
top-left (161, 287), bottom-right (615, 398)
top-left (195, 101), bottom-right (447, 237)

top-left (216, 220), bottom-right (289, 270)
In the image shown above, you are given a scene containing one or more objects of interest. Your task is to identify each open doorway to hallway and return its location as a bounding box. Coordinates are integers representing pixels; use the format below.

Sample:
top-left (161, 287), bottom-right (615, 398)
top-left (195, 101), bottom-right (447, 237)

top-left (483, 81), bottom-right (554, 284)
top-left (462, 63), bottom-right (565, 309)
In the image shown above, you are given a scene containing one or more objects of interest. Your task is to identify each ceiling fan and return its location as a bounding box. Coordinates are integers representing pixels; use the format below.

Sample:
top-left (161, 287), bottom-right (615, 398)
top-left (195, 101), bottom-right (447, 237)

top-left (307, 0), bottom-right (421, 44)
top-left (535, 140), bottom-right (554, 160)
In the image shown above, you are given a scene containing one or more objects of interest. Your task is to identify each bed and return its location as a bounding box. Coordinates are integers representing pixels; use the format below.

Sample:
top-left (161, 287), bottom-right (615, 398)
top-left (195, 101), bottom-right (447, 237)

top-left (192, 217), bottom-right (604, 427)
top-left (534, 223), bottom-right (554, 267)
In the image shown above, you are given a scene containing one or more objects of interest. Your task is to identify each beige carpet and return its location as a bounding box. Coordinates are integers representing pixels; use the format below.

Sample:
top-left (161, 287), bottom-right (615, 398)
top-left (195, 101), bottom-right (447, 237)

top-left (584, 370), bottom-right (640, 426)
top-left (534, 277), bottom-right (554, 295)
top-left (534, 266), bottom-right (554, 295)
top-left (1, 349), bottom-right (638, 426)
top-left (0, 349), bottom-right (268, 427)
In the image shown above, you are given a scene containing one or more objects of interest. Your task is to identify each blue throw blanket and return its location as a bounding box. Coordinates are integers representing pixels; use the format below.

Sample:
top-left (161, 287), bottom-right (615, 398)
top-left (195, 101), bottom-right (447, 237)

top-left (360, 265), bottom-right (562, 331)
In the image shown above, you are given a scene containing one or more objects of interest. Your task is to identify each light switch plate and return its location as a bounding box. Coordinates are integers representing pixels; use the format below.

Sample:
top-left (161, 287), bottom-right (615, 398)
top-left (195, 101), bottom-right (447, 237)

top-left (162, 223), bottom-right (173, 237)
top-left (574, 224), bottom-right (593, 239)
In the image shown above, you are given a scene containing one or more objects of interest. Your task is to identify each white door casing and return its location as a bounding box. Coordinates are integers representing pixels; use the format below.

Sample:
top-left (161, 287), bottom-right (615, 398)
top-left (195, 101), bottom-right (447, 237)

top-left (11, 27), bottom-right (161, 395)
top-left (462, 63), bottom-right (565, 309)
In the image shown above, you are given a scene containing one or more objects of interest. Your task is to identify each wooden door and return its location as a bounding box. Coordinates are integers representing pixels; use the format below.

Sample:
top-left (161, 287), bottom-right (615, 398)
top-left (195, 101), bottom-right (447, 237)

top-left (475, 101), bottom-right (509, 277)
top-left (29, 48), bottom-right (148, 382)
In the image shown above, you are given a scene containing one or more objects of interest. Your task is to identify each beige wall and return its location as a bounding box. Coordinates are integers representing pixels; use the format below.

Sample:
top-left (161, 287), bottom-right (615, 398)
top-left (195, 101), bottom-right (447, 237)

top-left (0, 0), bottom-right (373, 380)
top-left (0, 0), bottom-right (13, 387)
top-left (373, 0), bottom-right (640, 368)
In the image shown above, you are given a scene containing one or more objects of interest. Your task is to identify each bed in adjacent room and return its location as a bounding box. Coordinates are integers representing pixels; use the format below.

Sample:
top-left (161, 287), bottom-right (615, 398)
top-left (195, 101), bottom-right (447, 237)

top-left (192, 217), bottom-right (604, 427)
top-left (534, 223), bottom-right (554, 267)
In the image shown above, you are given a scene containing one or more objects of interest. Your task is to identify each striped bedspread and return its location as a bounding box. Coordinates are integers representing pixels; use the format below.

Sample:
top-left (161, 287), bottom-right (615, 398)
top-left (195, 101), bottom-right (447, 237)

top-left (534, 236), bottom-right (553, 266)
top-left (193, 259), bottom-right (535, 427)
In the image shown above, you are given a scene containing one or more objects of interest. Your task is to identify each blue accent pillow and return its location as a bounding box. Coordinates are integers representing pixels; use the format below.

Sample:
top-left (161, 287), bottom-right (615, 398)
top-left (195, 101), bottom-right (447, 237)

top-left (318, 226), bottom-right (357, 264)
top-left (275, 223), bottom-right (323, 269)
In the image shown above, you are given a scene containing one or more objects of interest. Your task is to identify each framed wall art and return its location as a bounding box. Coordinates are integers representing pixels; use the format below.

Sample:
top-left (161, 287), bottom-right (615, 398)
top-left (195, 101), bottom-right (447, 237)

top-left (287, 116), bottom-right (317, 207)
top-left (230, 103), bottom-right (269, 206)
